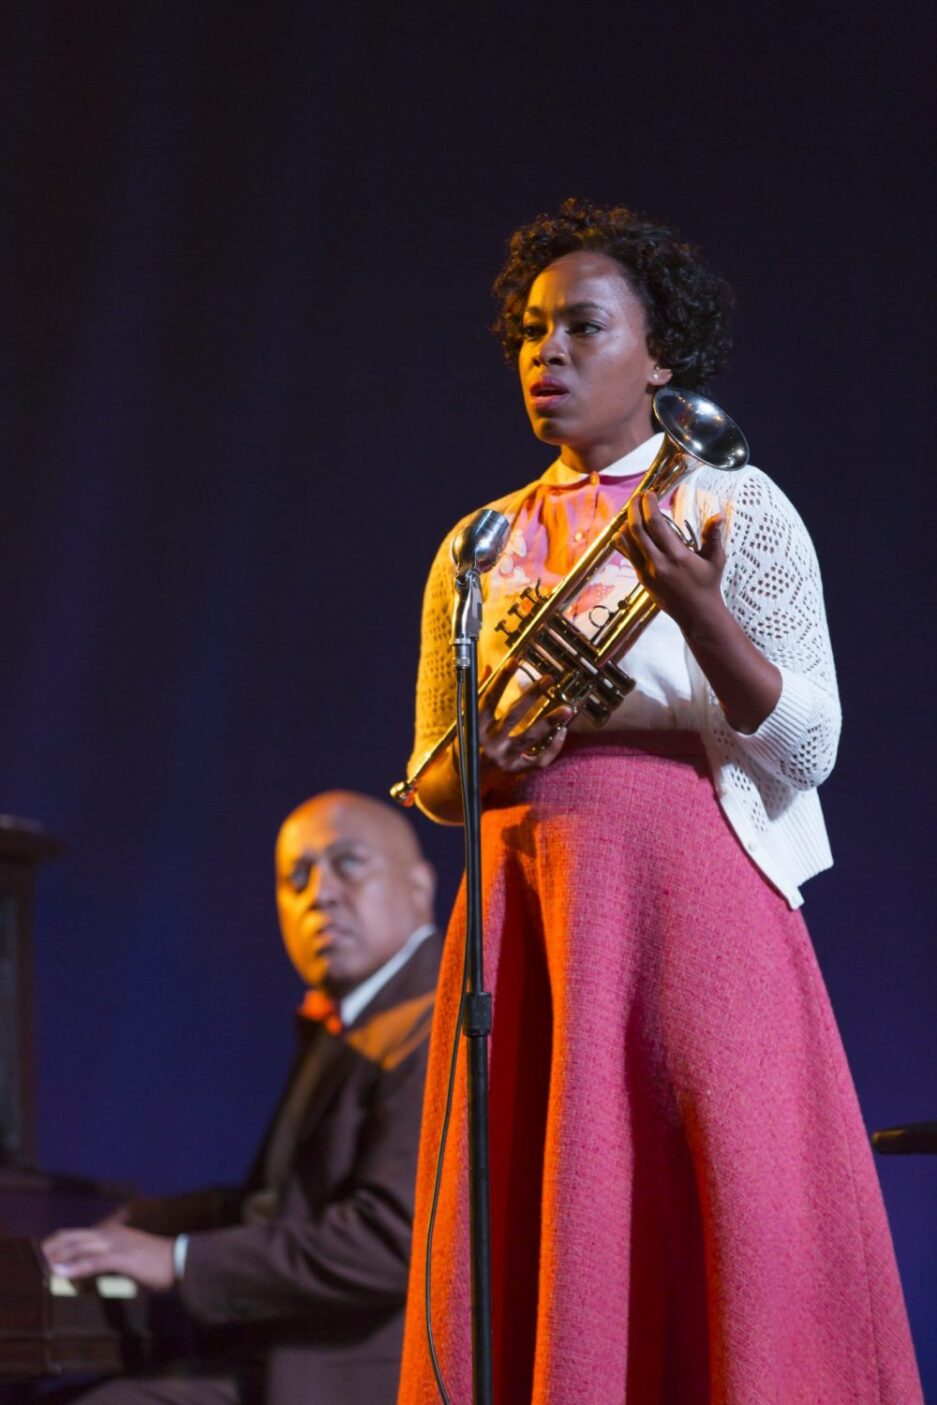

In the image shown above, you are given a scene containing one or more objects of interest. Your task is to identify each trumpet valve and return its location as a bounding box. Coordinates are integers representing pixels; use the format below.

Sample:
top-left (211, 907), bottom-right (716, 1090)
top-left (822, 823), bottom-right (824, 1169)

top-left (494, 583), bottom-right (543, 639)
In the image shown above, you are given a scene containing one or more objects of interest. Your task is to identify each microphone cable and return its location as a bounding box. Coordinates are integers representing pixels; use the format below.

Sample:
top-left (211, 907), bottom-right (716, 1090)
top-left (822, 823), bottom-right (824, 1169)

top-left (423, 664), bottom-right (473, 1405)
top-left (424, 525), bottom-right (507, 1403)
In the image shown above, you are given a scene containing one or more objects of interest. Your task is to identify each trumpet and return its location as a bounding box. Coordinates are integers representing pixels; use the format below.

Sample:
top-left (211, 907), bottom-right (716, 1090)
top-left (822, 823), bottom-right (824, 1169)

top-left (391, 387), bottom-right (749, 808)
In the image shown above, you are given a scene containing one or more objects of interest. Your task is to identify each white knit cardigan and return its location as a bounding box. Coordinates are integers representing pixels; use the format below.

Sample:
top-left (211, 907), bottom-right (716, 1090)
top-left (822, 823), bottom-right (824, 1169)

top-left (409, 460), bottom-right (841, 909)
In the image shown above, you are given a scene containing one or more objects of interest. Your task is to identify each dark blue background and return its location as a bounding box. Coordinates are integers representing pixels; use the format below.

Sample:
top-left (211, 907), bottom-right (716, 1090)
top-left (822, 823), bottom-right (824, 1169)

top-left (1, 1), bottom-right (934, 1394)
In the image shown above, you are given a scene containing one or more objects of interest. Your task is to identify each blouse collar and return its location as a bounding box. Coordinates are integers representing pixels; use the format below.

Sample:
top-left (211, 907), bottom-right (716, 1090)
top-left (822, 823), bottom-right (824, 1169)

top-left (541, 432), bottom-right (664, 487)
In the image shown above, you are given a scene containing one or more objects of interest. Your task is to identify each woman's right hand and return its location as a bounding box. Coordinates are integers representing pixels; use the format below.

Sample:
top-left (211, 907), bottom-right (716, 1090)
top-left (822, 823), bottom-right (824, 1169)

top-left (478, 670), bottom-right (574, 774)
top-left (415, 670), bottom-right (573, 823)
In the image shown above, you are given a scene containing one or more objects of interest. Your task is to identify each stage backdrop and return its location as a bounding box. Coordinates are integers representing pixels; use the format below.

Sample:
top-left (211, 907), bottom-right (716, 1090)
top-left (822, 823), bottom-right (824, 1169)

top-left (1, 1), bottom-right (934, 1394)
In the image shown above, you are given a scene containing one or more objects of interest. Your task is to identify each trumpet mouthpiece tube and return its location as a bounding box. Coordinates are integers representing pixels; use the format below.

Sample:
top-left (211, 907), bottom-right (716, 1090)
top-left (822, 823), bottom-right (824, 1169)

top-left (389, 779), bottom-right (417, 807)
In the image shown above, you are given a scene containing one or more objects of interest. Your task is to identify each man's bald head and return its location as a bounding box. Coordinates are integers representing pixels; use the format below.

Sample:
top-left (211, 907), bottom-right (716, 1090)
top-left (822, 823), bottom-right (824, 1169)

top-left (275, 791), bottom-right (435, 998)
top-left (281, 791), bottom-right (425, 866)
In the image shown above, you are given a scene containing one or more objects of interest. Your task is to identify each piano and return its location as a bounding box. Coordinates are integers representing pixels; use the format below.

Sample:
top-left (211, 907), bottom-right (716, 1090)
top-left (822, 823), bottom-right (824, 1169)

top-left (0, 1232), bottom-right (143, 1381)
top-left (0, 819), bottom-right (146, 1393)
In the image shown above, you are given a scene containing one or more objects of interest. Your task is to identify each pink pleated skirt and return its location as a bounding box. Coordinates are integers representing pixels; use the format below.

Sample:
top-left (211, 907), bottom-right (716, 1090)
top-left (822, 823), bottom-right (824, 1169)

top-left (397, 735), bottom-right (922, 1404)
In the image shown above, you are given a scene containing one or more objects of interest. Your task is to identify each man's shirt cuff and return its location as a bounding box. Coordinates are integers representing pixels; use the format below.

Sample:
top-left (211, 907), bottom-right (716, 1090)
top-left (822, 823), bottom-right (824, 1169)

top-left (173, 1234), bottom-right (189, 1279)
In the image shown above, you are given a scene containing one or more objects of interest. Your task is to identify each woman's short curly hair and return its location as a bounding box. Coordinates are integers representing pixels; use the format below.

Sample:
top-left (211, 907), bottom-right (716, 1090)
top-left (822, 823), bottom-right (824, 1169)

top-left (492, 197), bottom-right (734, 389)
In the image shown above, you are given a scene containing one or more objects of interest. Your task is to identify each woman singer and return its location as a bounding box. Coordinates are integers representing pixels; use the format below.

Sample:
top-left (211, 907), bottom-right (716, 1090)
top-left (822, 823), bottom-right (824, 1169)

top-left (397, 199), bottom-right (922, 1404)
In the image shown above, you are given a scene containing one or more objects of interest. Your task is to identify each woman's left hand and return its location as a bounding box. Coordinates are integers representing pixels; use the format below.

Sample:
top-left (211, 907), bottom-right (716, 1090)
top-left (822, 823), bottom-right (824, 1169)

top-left (616, 491), bottom-right (726, 635)
top-left (618, 489), bottom-right (782, 734)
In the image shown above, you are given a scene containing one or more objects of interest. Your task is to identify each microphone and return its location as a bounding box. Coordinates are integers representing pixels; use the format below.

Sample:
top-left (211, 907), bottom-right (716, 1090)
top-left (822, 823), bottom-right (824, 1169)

top-left (451, 510), bottom-right (510, 576)
top-left (450, 511), bottom-right (510, 658)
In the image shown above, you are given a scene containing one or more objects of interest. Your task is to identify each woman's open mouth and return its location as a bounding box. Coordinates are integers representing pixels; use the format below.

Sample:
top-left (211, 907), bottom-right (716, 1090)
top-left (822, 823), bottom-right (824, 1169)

top-left (530, 378), bottom-right (570, 411)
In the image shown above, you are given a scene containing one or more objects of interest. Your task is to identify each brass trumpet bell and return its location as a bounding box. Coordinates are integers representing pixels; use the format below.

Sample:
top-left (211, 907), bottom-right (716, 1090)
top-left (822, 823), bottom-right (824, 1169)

top-left (651, 386), bottom-right (749, 473)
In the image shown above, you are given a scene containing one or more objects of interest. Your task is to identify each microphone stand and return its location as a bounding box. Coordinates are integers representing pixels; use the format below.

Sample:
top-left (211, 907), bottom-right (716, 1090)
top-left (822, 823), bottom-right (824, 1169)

top-left (452, 566), bottom-right (494, 1405)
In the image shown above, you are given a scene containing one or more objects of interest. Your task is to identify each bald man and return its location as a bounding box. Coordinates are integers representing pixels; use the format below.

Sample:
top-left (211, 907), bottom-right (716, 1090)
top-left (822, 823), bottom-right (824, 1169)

top-left (43, 792), bottom-right (440, 1405)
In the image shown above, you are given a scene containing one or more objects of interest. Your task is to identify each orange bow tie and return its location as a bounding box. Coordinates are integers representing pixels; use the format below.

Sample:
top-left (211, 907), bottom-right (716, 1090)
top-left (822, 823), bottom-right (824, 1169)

top-left (298, 989), bottom-right (343, 1035)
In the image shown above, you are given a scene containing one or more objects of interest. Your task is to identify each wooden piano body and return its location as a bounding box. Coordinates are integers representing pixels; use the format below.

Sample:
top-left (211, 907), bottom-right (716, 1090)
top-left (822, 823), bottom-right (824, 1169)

top-left (0, 1171), bottom-right (148, 1389)
top-left (0, 823), bottom-right (147, 1391)
top-left (0, 1232), bottom-right (143, 1380)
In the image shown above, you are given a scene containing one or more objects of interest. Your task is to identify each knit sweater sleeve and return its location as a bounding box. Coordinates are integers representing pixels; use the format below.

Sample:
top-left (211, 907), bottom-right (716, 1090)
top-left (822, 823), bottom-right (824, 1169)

top-left (409, 525), bottom-right (463, 775)
top-left (707, 467), bottom-right (841, 790)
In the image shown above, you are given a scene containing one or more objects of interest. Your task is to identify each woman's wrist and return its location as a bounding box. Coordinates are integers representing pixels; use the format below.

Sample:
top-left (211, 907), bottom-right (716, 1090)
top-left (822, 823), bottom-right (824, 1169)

top-left (678, 597), bottom-right (781, 735)
top-left (669, 590), bottom-right (732, 647)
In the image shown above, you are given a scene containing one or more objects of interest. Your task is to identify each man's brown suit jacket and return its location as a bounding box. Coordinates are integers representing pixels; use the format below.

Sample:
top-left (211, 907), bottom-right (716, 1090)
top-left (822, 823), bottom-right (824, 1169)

top-left (127, 932), bottom-right (441, 1404)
